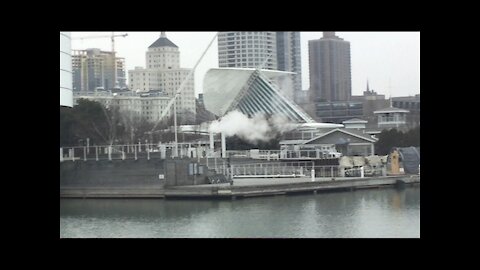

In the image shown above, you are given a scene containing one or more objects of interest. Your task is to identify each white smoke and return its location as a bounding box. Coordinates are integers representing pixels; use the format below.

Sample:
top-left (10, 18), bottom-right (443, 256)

top-left (270, 114), bottom-right (298, 133)
top-left (209, 110), bottom-right (297, 143)
top-left (272, 75), bottom-right (294, 100)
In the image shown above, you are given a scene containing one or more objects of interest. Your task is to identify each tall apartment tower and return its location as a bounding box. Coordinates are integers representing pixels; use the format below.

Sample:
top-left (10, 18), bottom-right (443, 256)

top-left (72, 48), bottom-right (126, 92)
top-left (309, 32), bottom-right (351, 102)
top-left (276, 32), bottom-right (302, 93)
top-left (60, 32), bottom-right (73, 107)
top-left (217, 31), bottom-right (302, 98)
top-left (128, 32), bottom-right (196, 121)
top-left (218, 32), bottom-right (277, 69)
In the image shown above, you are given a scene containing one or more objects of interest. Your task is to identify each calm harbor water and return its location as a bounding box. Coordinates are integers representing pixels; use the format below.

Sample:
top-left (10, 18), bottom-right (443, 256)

top-left (60, 186), bottom-right (420, 238)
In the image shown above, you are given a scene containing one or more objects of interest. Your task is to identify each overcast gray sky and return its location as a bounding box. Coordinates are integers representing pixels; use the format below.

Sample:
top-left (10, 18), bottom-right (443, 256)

top-left (71, 31), bottom-right (420, 98)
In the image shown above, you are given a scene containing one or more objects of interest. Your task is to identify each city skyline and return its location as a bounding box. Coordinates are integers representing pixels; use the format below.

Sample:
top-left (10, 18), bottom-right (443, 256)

top-left (70, 31), bottom-right (420, 98)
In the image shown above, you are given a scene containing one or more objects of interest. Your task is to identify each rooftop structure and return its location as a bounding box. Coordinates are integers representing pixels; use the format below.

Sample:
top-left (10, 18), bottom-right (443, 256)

top-left (374, 103), bottom-right (410, 130)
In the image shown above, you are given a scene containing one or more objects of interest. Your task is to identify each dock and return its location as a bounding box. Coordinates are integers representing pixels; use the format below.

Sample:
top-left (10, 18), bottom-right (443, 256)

top-left (60, 175), bottom-right (419, 199)
top-left (164, 175), bottom-right (419, 199)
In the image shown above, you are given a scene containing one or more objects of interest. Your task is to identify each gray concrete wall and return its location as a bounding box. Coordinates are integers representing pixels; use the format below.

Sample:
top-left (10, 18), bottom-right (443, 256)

top-left (60, 158), bottom-right (165, 189)
top-left (164, 175), bottom-right (420, 198)
top-left (165, 159), bottom-right (209, 187)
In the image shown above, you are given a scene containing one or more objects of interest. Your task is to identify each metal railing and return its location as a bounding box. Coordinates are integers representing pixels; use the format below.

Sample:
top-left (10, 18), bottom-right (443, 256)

top-left (210, 161), bottom-right (387, 180)
top-left (224, 149), bottom-right (340, 160)
top-left (280, 149), bottom-right (341, 159)
top-left (258, 150), bottom-right (280, 160)
top-left (209, 161), bottom-right (340, 179)
top-left (230, 162), bottom-right (307, 178)
top-left (60, 143), bottom-right (212, 162)
top-left (225, 150), bottom-right (251, 158)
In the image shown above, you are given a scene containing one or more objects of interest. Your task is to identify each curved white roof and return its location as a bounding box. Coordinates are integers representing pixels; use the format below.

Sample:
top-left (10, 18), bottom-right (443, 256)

top-left (203, 68), bottom-right (294, 116)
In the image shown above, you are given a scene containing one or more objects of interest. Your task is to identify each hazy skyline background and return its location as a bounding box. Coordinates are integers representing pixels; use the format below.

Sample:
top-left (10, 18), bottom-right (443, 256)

top-left (70, 31), bottom-right (420, 98)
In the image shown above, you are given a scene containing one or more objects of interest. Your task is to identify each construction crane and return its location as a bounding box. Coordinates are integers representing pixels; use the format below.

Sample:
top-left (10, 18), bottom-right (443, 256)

top-left (72, 32), bottom-right (128, 88)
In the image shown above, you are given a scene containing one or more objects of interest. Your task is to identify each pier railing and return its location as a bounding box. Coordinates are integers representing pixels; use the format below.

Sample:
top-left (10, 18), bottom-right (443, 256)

top-left (60, 145), bottom-right (387, 179)
top-left (60, 143), bottom-right (209, 162)
top-left (61, 146), bottom-right (341, 162)
top-left (224, 149), bottom-right (340, 160)
top-left (214, 161), bottom-right (341, 179)
top-left (211, 161), bottom-right (387, 180)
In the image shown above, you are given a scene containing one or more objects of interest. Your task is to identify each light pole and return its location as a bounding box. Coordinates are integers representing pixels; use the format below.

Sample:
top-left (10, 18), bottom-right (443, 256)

top-left (173, 101), bottom-right (178, 158)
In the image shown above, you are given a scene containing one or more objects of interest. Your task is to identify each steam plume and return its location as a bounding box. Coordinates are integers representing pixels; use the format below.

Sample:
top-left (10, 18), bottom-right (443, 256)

top-left (209, 110), bottom-right (297, 143)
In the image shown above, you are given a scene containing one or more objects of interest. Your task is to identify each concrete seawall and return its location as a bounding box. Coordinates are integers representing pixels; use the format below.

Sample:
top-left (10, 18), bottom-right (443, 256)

top-left (60, 159), bottom-right (165, 198)
top-left (163, 175), bottom-right (419, 199)
top-left (61, 173), bottom-right (419, 199)
top-left (60, 157), bottom-right (419, 199)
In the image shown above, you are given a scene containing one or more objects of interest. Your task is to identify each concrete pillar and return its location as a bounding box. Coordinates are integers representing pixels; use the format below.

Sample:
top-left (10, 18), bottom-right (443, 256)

top-left (197, 141), bottom-right (201, 162)
top-left (95, 146), bottom-right (98, 161)
top-left (108, 146), bottom-right (112, 161)
top-left (340, 167), bottom-right (345, 177)
top-left (360, 166), bottom-right (364, 178)
top-left (311, 168), bottom-right (315, 181)
top-left (160, 144), bottom-right (166, 159)
top-left (134, 145), bottom-right (137, 160)
top-left (60, 148), bottom-right (64, 162)
top-left (209, 131), bottom-right (214, 157)
top-left (221, 133), bottom-right (226, 158)
top-left (84, 147), bottom-right (87, 161)
top-left (188, 145), bottom-right (193, 158)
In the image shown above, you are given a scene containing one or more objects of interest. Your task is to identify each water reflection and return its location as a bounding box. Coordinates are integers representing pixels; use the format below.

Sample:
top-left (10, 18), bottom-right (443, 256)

top-left (60, 186), bottom-right (420, 238)
top-left (60, 198), bottom-right (221, 219)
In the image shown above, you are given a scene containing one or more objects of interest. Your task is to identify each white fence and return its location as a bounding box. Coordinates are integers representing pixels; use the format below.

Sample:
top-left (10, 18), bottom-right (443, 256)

top-left (60, 143), bottom-right (208, 162)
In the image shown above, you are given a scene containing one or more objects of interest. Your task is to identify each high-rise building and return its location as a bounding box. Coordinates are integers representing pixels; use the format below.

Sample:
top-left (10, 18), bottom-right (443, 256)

top-left (145, 32), bottom-right (180, 70)
top-left (60, 32), bottom-right (73, 107)
top-left (217, 31), bottom-right (302, 99)
top-left (218, 32), bottom-right (277, 70)
top-left (72, 48), bottom-right (126, 92)
top-left (276, 32), bottom-right (302, 93)
top-left (309, 32), bottom-right (351, 102)
top-left (128, 32), bottom-right (195, 122)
